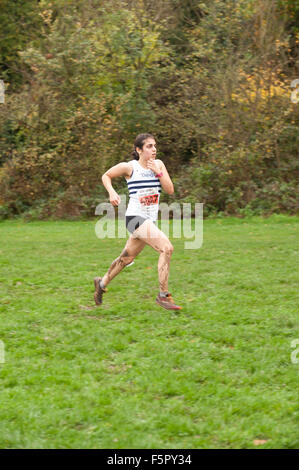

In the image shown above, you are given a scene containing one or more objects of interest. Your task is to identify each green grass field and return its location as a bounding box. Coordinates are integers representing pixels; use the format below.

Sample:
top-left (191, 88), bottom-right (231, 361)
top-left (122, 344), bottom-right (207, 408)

top-left (0, 215), bottom-right (298, 449)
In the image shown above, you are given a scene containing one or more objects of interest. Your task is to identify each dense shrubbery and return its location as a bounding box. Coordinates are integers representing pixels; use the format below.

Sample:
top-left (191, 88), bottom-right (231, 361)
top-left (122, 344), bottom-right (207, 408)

top-left (0, 0), bottom-right (298, 219)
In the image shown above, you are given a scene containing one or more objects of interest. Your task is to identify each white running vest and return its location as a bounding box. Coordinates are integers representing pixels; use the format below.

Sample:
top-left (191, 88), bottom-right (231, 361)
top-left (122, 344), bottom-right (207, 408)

top-left (125, 160), bottom-right (162, 221)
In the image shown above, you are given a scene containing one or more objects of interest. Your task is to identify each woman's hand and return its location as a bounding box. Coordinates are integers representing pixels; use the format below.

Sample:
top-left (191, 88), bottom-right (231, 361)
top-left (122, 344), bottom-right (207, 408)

top-left (146, 159), bottom-right (161, 175)
top-left (109, 190), bottom-right (121, 206)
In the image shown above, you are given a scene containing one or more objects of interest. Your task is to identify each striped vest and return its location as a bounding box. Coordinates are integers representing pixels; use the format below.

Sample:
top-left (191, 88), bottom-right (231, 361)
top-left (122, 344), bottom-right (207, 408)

top-left (125, 160), bottom-right (162, 221)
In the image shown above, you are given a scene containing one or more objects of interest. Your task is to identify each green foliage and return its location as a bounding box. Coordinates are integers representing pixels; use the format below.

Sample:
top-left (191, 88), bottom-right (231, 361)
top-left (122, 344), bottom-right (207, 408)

top-left (152, 0), bottom-right (299, 215)
top-left (278, 0), bottom-right (299, 34)
top-left (0, 0), bottom-right (43, 88)
top-left (0, 0), bottom-right (298, 218)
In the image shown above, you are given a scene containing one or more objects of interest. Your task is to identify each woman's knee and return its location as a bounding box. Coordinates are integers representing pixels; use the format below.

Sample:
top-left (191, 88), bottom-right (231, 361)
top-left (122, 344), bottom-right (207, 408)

top-left (161, 242), bottom-right (173, 256)
top-left (119, 249), bottom-right (135, 265)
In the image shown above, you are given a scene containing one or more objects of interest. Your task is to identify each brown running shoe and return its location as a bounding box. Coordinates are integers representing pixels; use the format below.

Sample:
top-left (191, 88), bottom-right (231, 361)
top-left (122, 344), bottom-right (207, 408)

top-left (156, 293), bottom-right (182, 310)
top-left (94, 277), bottom-right (107, 305)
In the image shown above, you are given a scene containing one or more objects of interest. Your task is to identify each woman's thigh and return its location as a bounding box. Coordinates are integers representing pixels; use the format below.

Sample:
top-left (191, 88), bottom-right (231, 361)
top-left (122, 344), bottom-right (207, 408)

top-left (134, 219), bottom-right (172, 252)
top-left (124, 233), bottom-right (147, 258)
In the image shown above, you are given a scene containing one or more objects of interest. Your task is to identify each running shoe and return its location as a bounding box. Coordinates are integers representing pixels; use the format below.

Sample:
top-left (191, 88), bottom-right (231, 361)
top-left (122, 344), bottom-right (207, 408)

top-left (94, 277), bottom-right (107, 305)
top-left (156, 293), bottom-right (182, 310)
top-left (125, 261), bottom-right (135, 267)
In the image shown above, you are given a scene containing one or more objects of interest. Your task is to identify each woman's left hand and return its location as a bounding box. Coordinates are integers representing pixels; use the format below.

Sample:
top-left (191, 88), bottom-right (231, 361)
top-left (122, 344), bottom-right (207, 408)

top-left (147, 159), bottom-right (161, 175)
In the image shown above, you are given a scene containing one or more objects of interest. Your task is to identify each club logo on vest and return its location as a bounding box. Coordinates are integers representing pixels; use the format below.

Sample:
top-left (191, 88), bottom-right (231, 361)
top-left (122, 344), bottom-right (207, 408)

top-left (139, 170), bottom-right (155, 177)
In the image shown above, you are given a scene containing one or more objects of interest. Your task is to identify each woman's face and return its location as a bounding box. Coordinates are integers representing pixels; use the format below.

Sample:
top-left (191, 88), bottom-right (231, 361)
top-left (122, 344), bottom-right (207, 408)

top-left (138, 138), bottom-right (157, 160)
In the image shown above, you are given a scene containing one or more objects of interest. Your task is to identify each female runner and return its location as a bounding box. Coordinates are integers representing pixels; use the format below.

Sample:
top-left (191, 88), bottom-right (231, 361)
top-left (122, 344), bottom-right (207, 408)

top-left (94, 133), bottom-right (182, 310)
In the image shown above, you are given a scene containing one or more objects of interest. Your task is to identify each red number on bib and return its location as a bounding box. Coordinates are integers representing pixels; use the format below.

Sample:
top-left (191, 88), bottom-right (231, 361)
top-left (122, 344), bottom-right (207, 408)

top-left (139, 194), bottom-right (159, 206)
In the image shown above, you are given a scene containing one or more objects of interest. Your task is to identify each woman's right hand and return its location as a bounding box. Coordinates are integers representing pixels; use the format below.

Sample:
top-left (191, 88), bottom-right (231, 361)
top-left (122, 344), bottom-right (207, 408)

top-left (109, 190), bottom-right (121, 206)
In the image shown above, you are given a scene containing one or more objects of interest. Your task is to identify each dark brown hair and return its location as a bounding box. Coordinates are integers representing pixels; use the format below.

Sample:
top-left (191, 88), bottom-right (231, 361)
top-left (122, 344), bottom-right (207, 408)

top-left (132, 133), bottom-right (155, 160)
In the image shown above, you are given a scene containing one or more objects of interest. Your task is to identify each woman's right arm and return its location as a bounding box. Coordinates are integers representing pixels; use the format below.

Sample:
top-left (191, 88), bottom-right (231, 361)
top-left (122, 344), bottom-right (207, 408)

top-left (102, 162), bottom-right (132, 206)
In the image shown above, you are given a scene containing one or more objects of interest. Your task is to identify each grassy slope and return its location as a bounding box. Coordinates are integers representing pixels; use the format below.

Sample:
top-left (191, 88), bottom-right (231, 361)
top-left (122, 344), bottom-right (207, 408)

top-left (0, 215), bottom-right (298, 449)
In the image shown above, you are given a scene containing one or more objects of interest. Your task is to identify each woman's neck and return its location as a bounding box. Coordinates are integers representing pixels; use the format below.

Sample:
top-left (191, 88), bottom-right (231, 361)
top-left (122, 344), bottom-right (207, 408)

top-left (138, 157), bottom-right (148, 169)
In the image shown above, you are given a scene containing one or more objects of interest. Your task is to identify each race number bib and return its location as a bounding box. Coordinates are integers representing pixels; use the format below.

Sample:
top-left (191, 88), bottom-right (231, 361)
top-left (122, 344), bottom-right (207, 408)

top-left (137, 188), bottom-right (159, 206)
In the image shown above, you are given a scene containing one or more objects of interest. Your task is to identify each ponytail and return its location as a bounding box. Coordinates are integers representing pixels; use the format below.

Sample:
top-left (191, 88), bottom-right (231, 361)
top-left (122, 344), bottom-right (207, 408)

top-left (132, 149), bottom-right (139, 160)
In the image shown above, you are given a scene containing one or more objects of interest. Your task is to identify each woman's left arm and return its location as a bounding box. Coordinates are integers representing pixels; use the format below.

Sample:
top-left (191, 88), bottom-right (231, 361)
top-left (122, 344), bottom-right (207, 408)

top-left (147, 159), bottom-right (174, 195)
